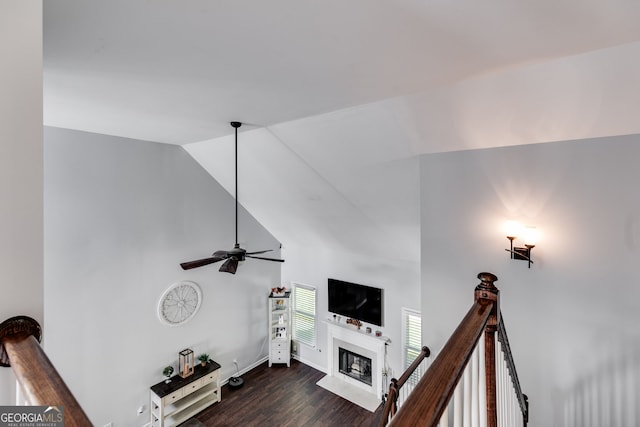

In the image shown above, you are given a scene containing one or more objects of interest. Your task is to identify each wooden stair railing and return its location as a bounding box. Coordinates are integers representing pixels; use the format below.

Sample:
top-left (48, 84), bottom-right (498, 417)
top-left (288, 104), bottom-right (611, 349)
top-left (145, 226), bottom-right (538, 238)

top-left (0, 316), bottom-right (92, 427)
top-left (379, 345), bottom-right (431, 425)
top-left (381, 272), bottom-right (528, 427)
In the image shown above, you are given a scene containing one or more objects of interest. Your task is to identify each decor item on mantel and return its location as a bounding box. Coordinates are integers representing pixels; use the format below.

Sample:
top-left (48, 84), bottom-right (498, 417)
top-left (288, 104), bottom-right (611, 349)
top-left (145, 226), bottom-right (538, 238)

top-left (198, 353), bottom-right (210, 367)
top-left (163, 366), bottom-right (174, 383)
top-left (179, 121), bottom-right (285, 274)
top-left (346, 318), bottom-right (362, 330)
top-left (179, 348), bottom-right (195, 378)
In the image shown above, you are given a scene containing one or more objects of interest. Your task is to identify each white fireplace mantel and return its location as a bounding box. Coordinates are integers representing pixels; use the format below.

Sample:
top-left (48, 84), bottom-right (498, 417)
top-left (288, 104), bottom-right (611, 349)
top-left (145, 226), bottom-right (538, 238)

top-left (325, 320), bottom-right (390, 399)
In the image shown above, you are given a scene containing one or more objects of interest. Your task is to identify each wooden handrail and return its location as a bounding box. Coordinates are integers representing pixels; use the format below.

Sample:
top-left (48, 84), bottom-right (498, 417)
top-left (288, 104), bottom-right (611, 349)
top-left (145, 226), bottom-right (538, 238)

top-left (379, 346), bottom-right (431, 426)
top-left (0, 316), bottom-right (92, 427)
top-left (395, 346), bottom-right (431, 390)
top-left (389, 299), bottom-right (494, 426)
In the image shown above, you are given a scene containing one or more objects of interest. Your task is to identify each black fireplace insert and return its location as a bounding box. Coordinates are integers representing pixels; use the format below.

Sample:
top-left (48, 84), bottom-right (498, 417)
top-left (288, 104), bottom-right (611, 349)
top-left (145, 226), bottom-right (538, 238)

top-left (338, 347), bottom-right (372, 386)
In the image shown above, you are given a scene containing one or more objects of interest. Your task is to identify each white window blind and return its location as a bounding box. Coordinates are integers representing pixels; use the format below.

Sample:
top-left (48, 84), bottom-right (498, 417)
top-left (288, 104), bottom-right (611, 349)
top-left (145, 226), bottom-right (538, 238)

top-left (293, 283), bottom-right (316, 348)
top-left (402, 307), bottom-right (422, 370)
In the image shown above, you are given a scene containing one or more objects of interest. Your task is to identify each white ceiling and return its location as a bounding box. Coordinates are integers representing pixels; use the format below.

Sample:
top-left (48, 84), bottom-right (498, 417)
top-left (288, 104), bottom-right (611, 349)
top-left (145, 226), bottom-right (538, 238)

top-left (44, 0), bottom-right (640, 144)
top-left (43, 1), bottom-right (640, 260)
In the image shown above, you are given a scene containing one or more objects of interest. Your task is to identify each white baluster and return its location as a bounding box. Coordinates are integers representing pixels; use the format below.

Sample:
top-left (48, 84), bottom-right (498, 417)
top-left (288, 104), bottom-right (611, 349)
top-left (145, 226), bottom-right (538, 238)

top-left (510, 374), bottom-right (515, 427)
top-left (504, 369), bottom-right (509, 427)
top-left (478, 332), bottom-right (487, 427)
top-left (439, 401), bottom-right (449, 427)
top-left (495, 340), bottom-right (503, 426)
top-left (472, 343), bottom-right (479, 427)
top-left (454, 376), bottom-right (463, 427)
top-left (511, 369), bottom-right (516, 426)
top-left (625, 356), bottom-right (637, 427)
top-left (501, 345), bottom-right (508, 427)
top-left (565, 392), bottom-right (575, 427)
top-left (590, 374), bottom-right (598, 427)
top-left (611, 364), bottom-right (621, 427)
top-left (463, 356), bottom-right (472, 427)
top-left (612, 361), bottom-right (623, 427)
top-left (579, 381), bottom-right (586, 427)
top-left (601, 372), bottom-right (611, 427)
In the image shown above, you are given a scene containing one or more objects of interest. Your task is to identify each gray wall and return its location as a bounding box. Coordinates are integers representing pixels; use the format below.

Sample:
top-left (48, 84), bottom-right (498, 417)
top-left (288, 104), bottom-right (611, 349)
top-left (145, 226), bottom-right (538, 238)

top-left (0, 1), bottom-right (42, 404)
top-left (44, 127), bottom-right (281, 426)
top-left (421, 135), bottom-right (640, 426)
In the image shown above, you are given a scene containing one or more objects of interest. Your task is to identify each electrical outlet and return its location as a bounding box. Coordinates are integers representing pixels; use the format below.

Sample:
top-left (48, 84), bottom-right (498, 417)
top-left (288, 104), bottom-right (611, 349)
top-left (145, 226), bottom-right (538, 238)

top-left (103, 423), bottom-right (113, 427)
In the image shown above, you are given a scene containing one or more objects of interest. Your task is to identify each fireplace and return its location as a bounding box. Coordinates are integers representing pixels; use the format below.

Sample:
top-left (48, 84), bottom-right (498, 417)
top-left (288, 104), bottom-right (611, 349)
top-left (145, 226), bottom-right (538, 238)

top-left (339, 347), bottom-right (372, 386)
top-left (326, 321), bottom-right (388, 399)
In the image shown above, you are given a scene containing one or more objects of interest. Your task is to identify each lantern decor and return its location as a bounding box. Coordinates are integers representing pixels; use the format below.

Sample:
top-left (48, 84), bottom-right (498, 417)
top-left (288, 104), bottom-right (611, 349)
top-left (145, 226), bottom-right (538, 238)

top-left (179, 348), bottom-right (194, 378)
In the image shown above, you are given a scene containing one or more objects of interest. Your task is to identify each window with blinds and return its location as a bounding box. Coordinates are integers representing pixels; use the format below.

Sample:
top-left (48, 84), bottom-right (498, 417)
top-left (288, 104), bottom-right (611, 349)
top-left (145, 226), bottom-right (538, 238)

top-left (402, 307), bottom-right (422, 370)
top-left (293, 283), bottom-right (316, 348)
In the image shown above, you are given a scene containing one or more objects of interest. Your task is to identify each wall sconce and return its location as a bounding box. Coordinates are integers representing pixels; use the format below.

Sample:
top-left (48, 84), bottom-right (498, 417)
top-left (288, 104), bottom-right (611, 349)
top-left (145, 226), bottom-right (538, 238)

top-left (505, 222), bottom-right (538, 268)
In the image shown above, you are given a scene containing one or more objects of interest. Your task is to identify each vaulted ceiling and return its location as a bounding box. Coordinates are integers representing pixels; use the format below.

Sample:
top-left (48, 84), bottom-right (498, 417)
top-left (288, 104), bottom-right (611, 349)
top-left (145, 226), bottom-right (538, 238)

top-left (43, 1), bottom-right (640, 260)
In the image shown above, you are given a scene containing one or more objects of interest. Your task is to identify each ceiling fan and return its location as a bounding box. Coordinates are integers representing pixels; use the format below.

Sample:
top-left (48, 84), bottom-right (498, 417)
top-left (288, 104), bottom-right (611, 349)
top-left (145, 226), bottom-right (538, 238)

top-left (180, 121), bottom-right (284, 274)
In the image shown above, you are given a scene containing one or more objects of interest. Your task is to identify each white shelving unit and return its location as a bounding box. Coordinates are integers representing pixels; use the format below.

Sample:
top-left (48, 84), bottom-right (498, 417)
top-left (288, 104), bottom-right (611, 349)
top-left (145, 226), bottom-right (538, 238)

top-left (268, 291), bottom-right (291, 367)
top-left (150, 360), bottom-right (221, 427)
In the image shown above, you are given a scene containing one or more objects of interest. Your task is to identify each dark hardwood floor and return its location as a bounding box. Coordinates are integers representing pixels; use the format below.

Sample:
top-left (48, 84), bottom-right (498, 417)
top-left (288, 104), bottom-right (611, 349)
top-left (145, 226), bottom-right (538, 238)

top-left (190, 359), bottom-right (383, 427)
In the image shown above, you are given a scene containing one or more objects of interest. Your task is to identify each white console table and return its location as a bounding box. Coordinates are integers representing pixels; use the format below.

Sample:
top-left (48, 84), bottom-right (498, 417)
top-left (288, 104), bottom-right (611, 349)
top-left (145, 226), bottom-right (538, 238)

top-left (150, 360), bottom-right (221, 427)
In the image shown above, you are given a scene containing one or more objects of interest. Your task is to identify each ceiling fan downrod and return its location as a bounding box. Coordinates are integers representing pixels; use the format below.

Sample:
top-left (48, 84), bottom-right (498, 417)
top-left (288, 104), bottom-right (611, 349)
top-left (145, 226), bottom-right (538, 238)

top-left (230, 121), bottom-right (241, 246)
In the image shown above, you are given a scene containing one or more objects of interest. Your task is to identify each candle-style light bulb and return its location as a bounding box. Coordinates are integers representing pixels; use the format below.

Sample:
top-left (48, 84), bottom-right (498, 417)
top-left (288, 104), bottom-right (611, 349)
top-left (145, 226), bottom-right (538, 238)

top-left (504, 220), bottom-right (521, 239)
top-left (523, 226), bottom-right (538, 248)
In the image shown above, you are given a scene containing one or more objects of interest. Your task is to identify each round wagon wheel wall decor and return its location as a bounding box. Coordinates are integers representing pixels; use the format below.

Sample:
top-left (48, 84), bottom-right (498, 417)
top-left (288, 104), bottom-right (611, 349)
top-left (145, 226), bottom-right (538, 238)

top-left (157, 281), bottom-right (202, 326)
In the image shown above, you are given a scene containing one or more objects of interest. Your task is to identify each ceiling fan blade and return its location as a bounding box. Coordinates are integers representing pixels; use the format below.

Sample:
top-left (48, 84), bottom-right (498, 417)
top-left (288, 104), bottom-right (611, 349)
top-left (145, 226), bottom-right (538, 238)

top-left (245, 255), bottom-right (285, 263)
top-left (245, 249), bottom-right (273, 255)
top-left (180, 255), bottom-right (225, 270)
top-left (219, 258), bottom-right (238, 274)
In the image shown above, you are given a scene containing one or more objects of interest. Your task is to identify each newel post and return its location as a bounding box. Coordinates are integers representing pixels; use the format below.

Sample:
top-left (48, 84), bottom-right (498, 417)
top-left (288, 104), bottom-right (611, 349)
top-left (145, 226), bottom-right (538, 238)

top-left (475, 272), bottom-right (499, 427)
top-left (0, 316), bottom-right (92, 427)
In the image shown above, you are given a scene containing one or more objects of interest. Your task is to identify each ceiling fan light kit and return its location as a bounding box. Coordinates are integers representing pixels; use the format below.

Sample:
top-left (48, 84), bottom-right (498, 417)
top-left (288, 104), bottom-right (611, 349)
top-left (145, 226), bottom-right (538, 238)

top-left (180, 122), bottom-right (284, 274)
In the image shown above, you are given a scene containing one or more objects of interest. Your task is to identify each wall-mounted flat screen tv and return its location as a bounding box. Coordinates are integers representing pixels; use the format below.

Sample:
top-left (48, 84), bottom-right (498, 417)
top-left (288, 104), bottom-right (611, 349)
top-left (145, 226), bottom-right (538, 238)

top-left (328, 278), bottom-right (383, 326)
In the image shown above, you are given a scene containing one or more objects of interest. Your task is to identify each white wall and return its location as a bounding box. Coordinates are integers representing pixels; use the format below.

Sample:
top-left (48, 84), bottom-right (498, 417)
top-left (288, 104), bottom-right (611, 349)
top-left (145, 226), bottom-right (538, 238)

top-left (282, 243), bottom-right (420, 384)
top-left (404, 40), bottom-right (640, 155)
top-left (44, 127), bottom-right (281, 426)
top-left (421, 135), bottom-right (640, 426)
top-left (0, 0), bottom-right (43, 404)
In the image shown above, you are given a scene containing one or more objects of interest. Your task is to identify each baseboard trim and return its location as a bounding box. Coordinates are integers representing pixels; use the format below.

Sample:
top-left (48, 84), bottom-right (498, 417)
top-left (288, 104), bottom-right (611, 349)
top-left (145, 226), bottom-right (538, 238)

top-left (292, 354), bottom-right (327, 374)
top-left (220, 355), bottom-right (328, 386)
top-left (221, 356), bottom-right (268, 385)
